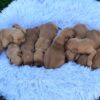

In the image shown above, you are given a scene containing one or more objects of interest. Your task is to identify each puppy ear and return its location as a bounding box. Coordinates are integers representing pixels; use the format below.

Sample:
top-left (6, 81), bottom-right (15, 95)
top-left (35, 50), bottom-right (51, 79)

top-left (3, 36), bottom-right (13, 48)
top-left (52, 24), bottom-right (60, 31)
top-left (12, 24), bottom-right (21, 29)
top-left (13, 24), bottom-right (26, 34)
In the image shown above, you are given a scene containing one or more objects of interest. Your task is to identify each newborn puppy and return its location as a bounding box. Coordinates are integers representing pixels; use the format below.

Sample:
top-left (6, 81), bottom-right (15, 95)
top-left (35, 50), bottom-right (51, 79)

top-left (76, 30), bottom-right (100, 66)
top-left (44, 28), bottom-right (75, 68)
top-left (66, 30), bottom-right (100, 67)
top-left (65, 24), bottom-right (88, 62)
top-left (0, 26), bottom-right (25, 48)
top-left (71, 24), bottom-right (88, 65)
top-left (6, 43), bottom-right (22, 66)
top-left (34, 22), bottom-right (59, 66)
top-left (92, 48), bottom-right (100, 69)
top-left (65, 24), bottom-right (88, 60)
top-left (66, 38), bottom-right (97, 67)
top-left (21, 27), bottom-right (40, 65)
top-left (73, 24), bottom-right (88, 38)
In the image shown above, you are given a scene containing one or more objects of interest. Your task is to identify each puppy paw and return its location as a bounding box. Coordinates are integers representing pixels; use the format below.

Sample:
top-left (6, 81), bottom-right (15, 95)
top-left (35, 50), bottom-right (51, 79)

top-left (87, 61), bottom-right (92, 67)
top-left (34, 51), bottom-right (44, 66)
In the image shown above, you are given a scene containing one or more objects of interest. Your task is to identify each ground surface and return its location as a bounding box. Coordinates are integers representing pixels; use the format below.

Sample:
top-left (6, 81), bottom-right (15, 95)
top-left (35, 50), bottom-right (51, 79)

top-left (0, 0), bottom-right (12, 12)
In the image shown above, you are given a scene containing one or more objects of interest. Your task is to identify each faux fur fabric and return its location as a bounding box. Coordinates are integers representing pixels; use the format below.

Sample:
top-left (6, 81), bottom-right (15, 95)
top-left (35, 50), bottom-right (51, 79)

top-left (0, 0), bottom-right (100, 100)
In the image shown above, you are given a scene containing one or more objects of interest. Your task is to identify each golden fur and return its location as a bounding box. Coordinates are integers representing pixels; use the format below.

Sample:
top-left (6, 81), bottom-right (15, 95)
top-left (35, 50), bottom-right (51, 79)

top-left (44, 28), bottom-right (75, 68)
top-left (7, 43), bottom-right (22, 66)
top-left (34, 22), bottom-right (59, 66)
top-left (66, 38), bottom-right (97, 66)
top-left (73, 24), bottom-right (88, 38)
top-left (76, 54), bottom-right (88, 66)
top-left (21, 27), bottom-right (40, 65)
top-left (0, 26), bottom-right (25, 48)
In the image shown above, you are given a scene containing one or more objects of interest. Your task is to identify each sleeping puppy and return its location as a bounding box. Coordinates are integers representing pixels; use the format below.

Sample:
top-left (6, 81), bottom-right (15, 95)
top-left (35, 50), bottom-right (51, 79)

top-left (44, 28), bottom-right (75, 68)
top-left (34, 22), bottom-right (59, 66)
top-left (21, 27), bottom-right (40, 65)
top-left (73, 24), bottom-right (88, 38)
top-left (71, 24), bottom-right (88, 66)
top-left (6, 43), bottom-right (22, 66)
top-left (77, 48), bottom-right (100, 69)
top-left (0, 25), bottom-right (26, 48)
top-left (65, 24), bottom-right (89, 61)
top-left (66, 38), bottom-right (97, 67)
top-left (75, 30), bottom-right (100, 67)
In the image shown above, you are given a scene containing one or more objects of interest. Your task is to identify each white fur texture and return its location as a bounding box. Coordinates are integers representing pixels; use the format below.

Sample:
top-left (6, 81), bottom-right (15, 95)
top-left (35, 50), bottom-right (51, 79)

top-left (0, 0), bottom-right (100, 100)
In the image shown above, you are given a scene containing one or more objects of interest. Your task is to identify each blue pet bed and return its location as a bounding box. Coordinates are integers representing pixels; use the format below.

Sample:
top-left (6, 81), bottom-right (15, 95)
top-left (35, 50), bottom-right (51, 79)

top-left (0, 0), bottom-right (100, 100)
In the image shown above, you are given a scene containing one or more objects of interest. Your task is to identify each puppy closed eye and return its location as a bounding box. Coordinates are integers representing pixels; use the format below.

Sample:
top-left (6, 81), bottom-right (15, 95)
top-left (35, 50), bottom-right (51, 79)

top-left (18, 38), bottom-right (22, 41)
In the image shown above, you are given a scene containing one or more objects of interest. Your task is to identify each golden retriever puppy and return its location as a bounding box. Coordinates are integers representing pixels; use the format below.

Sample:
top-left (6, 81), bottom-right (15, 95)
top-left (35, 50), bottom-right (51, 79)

top-left (0, 26), bottom-right (26, 48)
top-left (21, 42), bottom-right (34, 65)
top-left (21, 27), bottom-right (40, 65)
top-left (77, 30), bottom-right (100, 67)
top-left (66, 38), bottom-right (97, 67)
top-left (73, 24), bottom-right (88, 38)
top-left (73, 44), bottom-right (100, 70)
top-left (65, 24), bottom-right (88, 62)
top-left (65, 30), bottom-right (100, 67)
top-left (34, 22), bottom-right (59, 66)
top-left (0, 29), bottom-right (25, 48)
top-left (6, 43), bottom-right (22, 66)
top-left (44, 28), bottom-right (75, 68)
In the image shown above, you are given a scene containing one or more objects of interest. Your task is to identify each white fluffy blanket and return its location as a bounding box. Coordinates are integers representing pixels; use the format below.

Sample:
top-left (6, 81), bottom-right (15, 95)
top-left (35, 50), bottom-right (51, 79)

top-left (0, 0), bottom-right (100, 100)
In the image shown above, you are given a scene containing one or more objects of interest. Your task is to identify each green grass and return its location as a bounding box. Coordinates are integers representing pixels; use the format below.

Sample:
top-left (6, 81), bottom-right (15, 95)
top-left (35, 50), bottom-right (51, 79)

top-left (0, 96), bottom-right (6, 100)
top-left (0, 0), bottom-right (13, 12)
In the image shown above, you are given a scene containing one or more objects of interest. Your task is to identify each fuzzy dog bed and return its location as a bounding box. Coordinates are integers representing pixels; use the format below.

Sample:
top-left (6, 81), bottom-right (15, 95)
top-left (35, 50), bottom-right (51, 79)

top-left (0, 0), bottom-right (100, 100)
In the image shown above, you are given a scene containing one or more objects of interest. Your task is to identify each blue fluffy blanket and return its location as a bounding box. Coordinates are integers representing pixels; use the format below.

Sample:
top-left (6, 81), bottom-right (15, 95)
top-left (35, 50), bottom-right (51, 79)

top-left (0, 0), bottom-right (100, 100)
